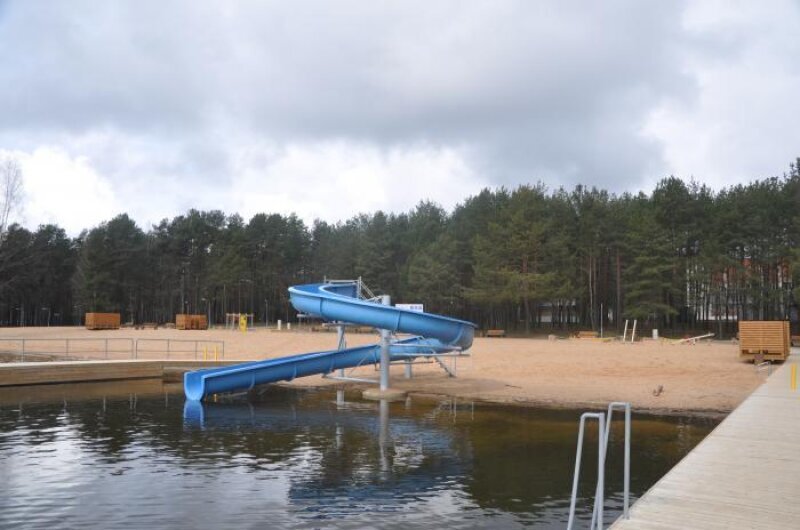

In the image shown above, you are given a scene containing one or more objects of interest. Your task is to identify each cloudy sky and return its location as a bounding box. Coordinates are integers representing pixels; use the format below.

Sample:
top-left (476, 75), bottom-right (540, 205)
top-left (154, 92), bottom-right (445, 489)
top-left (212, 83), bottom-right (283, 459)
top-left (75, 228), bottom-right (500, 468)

top-left (0, 1), bottom-right (798, 234)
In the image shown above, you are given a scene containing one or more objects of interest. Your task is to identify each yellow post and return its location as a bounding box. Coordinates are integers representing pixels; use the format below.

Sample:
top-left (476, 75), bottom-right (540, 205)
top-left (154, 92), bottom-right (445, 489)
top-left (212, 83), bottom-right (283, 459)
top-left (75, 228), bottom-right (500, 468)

top-left (791, 364), bottom-right (797, 391)
top-left (214, 345), bottom-right (219, 362)
top-left (202, 346), bottom-right (207, 361)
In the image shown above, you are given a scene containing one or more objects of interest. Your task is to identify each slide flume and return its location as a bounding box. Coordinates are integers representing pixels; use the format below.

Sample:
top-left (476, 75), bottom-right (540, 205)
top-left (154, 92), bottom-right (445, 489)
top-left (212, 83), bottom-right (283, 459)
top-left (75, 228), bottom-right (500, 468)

top-left (184, 282), bottom-right (476, 401)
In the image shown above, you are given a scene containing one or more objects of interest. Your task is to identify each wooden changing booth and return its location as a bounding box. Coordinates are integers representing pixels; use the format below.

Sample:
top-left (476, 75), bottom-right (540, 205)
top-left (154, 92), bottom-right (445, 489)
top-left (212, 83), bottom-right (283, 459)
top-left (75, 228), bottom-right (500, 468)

top-left (738, 321), bottom-right (790, 362)
top-left (175, 314), bottom-right (208, 330)
top-left (85, 312), bottom-right (121, 330)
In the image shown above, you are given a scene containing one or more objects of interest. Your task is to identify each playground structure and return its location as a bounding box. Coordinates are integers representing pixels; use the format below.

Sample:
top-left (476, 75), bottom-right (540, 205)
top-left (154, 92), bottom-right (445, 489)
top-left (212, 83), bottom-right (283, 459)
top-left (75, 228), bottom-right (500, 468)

top-left (225, 313), bottom-right (254, 331)
top-left (85, 312), bottom-right (120, 330)
top-left (738, 320), bottom-right (791, 362)
top-left (621, 320), bottom-right (637, 342)
top-left (669, 332), bottom-right (715, 345)
top-left (184, 280), bottom-right (476, 401)
top-left (176, 314), bottom-right (208, 330)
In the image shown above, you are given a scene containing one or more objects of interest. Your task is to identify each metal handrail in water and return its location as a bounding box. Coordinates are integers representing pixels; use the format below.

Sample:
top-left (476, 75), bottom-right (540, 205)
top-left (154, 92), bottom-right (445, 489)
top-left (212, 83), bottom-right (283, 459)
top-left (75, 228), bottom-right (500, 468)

top-left (568, 402), bottom-right (631, 530)
top-left (567, 412), bottom-right (606, 530)
top-left (591, 402), bottom-right (631, 529)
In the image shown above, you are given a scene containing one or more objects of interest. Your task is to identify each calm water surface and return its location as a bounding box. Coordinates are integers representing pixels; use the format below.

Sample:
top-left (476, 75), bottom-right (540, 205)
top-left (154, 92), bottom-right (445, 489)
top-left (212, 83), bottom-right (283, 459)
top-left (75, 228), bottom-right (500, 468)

top-left (0, 381), bottom-right (719, 529)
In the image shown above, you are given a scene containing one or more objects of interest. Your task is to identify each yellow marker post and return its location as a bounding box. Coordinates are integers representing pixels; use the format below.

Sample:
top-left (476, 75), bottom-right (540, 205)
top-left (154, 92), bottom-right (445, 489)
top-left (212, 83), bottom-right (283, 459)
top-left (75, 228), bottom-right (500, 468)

top-left (214, 346), bottom-right (219, 362)
top-left (791, 364), bottom-right (797, 391)
top-left (202, 346), bottom-right (207, 361)
top-left (239, 314), bottom-right (247, 333)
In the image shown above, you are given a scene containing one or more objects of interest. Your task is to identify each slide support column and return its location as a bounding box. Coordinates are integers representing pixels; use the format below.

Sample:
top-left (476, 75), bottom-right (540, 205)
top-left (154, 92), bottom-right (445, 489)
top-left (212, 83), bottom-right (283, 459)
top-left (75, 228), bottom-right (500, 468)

top-left (336, 324), bottom-right (346, 377)
top-left (379, 294), bottom-right (391, 391)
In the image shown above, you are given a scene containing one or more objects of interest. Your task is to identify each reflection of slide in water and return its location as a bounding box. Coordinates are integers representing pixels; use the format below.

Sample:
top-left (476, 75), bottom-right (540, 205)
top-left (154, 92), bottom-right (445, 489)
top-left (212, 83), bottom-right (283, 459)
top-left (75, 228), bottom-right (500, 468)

top-left (184, 282), bottom-right (476, 401)
top-left (183, 398), bottom-right (456, 450)
top-left (184, 397), bottom-right (471, 513)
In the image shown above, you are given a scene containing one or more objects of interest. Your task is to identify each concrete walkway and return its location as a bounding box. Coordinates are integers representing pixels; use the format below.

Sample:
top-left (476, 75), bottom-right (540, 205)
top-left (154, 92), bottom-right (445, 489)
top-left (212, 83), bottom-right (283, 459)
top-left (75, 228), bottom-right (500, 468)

top-left (0, 359), bottom-right (238, 386)
top-left (612, 350), bottom-right (800, 529)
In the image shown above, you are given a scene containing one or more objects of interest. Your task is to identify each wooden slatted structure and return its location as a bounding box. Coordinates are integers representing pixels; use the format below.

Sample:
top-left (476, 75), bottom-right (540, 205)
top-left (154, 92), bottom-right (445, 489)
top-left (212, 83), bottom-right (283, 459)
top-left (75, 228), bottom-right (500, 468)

top-left (85, 312), bottom-right (120, 330)
top-left (738, 320), bottom-right (790, 361)
top-left (175, 314), bottom-right (208, 330)
top-left (485, 329), bottom-right (506, 338)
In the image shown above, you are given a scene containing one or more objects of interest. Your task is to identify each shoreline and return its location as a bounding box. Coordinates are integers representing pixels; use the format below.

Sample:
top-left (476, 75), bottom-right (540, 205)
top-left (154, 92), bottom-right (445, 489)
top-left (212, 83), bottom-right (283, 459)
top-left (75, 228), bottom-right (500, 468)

top-left (285, 380), bottom-right (737, 419)
top-left (0, 328), bottom-right (764, 417)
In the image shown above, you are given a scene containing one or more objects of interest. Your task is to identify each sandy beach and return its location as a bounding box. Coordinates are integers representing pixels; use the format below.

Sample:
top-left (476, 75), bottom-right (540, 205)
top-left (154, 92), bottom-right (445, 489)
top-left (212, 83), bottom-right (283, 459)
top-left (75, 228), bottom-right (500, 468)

top-left (0, 326), bottom-right (763, 414)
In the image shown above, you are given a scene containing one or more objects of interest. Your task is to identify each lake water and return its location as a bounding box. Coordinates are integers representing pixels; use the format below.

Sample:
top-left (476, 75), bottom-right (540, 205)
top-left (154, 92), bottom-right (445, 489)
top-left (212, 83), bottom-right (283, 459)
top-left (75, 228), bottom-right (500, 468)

top-left (0, 381), bottom-right (718, 529)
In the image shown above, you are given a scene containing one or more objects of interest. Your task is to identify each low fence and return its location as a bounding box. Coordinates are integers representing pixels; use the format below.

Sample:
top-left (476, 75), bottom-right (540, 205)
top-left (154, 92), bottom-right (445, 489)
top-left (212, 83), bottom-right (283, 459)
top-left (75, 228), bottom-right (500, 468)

top-left (0, 337), bottom-right (225, 362)
top-left (134, 339), bottom-right (224, 360)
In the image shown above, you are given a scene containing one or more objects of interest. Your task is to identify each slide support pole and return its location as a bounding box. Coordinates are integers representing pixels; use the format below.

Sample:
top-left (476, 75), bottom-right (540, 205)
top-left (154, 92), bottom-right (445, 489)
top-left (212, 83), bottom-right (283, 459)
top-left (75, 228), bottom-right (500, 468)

top-left (336, 324), bottom-right (346, 377)
top-left (379, 294), bottom-right (391, 391)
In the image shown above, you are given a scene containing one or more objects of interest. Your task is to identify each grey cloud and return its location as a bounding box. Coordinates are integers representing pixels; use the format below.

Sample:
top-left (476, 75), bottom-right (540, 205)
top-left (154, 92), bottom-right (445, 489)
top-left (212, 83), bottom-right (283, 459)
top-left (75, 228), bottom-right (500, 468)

top-left (0, 1), bottom-right (782, 198)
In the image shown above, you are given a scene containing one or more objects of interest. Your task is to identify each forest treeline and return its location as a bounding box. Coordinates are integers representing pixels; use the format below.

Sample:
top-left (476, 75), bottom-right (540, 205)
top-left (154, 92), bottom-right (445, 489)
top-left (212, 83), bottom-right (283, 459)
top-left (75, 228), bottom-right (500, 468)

top-left (1, 160), bottom-right (798, 336)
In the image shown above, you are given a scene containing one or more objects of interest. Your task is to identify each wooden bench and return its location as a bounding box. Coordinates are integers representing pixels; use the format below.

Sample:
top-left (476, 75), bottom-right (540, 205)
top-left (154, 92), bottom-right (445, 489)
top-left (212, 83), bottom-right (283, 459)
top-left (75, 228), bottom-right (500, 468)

top-left (576, 331), bottom-right (599, 339)
top-left (485, 329), bottom-right (506, 338)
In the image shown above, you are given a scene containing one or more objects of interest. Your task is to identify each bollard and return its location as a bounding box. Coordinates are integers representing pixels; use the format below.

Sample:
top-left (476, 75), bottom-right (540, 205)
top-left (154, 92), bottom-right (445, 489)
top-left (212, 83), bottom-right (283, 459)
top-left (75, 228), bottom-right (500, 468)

top-left (214, 346), bottom-right (219, 362)
top-left (277, 319), bottom-right (282, 331)
top-left (203, 346), bottom-right (207, 361)
top-left (792, 365), bottom-right (797, 391)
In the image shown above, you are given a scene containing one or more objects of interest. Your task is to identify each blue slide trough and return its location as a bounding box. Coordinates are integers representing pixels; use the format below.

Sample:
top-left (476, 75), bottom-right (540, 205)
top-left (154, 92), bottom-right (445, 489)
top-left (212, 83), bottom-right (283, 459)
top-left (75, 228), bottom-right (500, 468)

top-left (184, 282), bottom-right (476, 401)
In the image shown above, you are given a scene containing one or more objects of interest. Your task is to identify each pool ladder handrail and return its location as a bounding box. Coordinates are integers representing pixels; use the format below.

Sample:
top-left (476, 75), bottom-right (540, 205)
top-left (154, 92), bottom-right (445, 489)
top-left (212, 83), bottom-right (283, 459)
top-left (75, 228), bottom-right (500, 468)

top-left (566, 401), bottom-right (631, 530)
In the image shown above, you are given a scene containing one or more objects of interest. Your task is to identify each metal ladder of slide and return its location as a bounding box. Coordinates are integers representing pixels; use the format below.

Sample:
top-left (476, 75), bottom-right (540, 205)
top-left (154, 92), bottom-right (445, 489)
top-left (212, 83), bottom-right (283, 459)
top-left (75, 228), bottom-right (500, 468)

top-left (566, 402), bottom-right (631, 530)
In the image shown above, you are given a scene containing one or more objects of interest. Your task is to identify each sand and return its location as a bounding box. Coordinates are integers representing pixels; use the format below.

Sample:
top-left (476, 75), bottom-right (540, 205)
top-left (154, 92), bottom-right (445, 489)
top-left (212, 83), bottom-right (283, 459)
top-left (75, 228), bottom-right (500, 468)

top-left (0, 326), bottom-right (763, 414)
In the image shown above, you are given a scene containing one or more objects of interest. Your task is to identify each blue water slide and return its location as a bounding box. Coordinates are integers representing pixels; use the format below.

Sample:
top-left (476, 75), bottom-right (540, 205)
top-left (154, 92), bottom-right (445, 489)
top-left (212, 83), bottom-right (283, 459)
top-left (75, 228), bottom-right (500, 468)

top-left (184, 282), bottom-right (476, 401)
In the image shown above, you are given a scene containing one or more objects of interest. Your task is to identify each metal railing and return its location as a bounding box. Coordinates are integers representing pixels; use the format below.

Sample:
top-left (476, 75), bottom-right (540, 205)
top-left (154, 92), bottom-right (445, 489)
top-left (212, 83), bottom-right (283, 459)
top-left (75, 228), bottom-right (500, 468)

top-left (134, 338), bottom-right (225, 360)
top-left (567, 412), bottom-right (606, 530)
top-left (755, 360), bottom-right (772, 376)
top-left (567, 402), bottom-right (631, 530)
top-left (322, 276), bottom-right (378, 301)
top-left (0, 337), bottom-right (225, 361)
top-left (0, 337), bottom-right (135, 361)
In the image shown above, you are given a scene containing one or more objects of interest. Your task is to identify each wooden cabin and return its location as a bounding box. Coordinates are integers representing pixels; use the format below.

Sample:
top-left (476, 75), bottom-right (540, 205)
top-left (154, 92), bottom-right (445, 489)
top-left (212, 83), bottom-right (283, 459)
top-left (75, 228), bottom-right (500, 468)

top-left (738, 321), bottom-right (790, 362)
top-left (85, 312), bottom-right (121, 330)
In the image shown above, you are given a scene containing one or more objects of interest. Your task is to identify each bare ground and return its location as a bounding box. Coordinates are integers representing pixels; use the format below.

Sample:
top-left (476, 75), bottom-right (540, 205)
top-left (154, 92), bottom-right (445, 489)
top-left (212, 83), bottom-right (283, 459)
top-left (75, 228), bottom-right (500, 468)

top-left (0, 326), bottom-right (763, 414)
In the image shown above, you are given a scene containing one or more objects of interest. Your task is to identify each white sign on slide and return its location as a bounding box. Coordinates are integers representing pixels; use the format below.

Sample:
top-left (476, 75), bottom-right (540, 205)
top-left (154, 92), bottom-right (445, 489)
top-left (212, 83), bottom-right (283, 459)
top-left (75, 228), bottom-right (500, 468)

top-left (396, 303), bottom-right (424, 313)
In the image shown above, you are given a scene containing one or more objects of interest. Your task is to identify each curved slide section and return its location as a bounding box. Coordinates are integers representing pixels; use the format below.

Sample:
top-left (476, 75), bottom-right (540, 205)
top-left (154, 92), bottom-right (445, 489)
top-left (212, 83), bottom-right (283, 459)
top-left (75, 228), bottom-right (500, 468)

top-left (184, 282), bottom-right (475, 401)
top-left (288, 283), bottom-right (474, 350)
